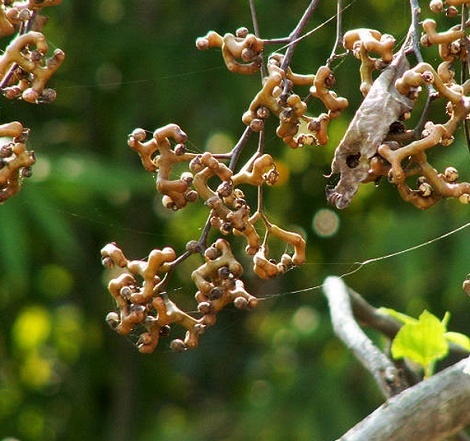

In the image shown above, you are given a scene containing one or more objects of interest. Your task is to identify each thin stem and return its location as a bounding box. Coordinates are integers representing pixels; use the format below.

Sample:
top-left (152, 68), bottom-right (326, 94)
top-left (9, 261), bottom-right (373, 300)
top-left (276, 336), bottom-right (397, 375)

top-left (406, 0), bottom-right (434, 138)
top-left (406, 0), bottom-right (424, 63)
top-left (280, 0), bottom-right (321, 71)
top-left (327, 0), bottom-right (343, 67)
top-left (413, 93), bottom-right (433, 139)
top-left (460, 4), bottom-right (470, 153)
top-left (256, 122), bottom-right (265, 155)
top-left (249, 0), bottom-right (267, 78)
top-left (262, 37), bottom-right (292, 45)
top-left (198, 215), bottom-right (214, 249)
top-left (156, 213), bottom-right (213, 294)
top-left (255, 128), bottom-right (266, 213)
top-left (229, 125), bottom-right (252, 170)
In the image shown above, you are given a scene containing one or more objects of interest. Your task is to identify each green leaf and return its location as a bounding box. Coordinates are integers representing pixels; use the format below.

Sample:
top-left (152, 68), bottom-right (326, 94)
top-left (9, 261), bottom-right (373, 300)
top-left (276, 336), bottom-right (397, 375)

top-left (391, 310), bottom-right (449, 371)
top-left (445, 332), bottom-right (470, 352)
top-left (441, 311), bottom-right (451, 328)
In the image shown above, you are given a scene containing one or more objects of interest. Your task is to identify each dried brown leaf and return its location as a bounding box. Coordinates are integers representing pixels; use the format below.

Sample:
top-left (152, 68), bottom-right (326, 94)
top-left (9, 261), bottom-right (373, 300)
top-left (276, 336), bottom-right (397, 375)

top-left (326, 52), bottom-right (414, 209)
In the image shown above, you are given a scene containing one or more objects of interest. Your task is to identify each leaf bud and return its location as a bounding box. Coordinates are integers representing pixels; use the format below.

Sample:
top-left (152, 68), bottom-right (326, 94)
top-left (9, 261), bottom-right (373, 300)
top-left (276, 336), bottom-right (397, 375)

top-left (130, 128), bottom-right (146, 142)
top-left (162, 195), bottom-right (177, 210)
top-left (221, 222), bottom-right (232, 235)
top-left (218, 266), bottom-right (231, 279)
top-left (233, 297), bottom-right (248, 309)
top-left (120, 286), bottom-right (133, 299)
top-left (459, 194), bottom-right (470, 204)
top-left (443, 166), bottom-right (458, 182)
top-left (194, 323), bottom-right (206, 334)
top-left (463, 277), bottom-right (470, 296)
top-left (18, 8), bottom-right (32, 21)
top-left (204, 246), bottom-right (219, 260)
top-left (185, 190), bottom-right (198, 202)
top-left (429, 0), bottom-right (443, 12)
top-left (198, 301), bottom-right (212, 314)
top-left (217, 181), bottom-right (233, 197)
top-left (446, 6), bottom-right (458, 17)
top-left (0, 144), bottom-right (13, 158)
top-left (209, 287), bottom-right (224, 300)
top-left (159, 324), bottom-right (171, 338)
top-left (22, 89), bottom-right (40, 103)
top-left (174, 143), bottom-right (186, 155)
top-left (170, 339), bottom-right (186, 352)
top-left (195, 37), bottom-right (209, 50)
top-left (106, 312), bottom-right (120, 329)
top-left (101, 256), bottom-right (114, 269)
top-left (21, 167), bottom-right (33, 178)
top-left (180, 171), bottom-right (193, 184)
top-left (186, 240), bottom-right (202, 254)
top-left (256, 106), bottom-right (270, 119)
top-left (236, 27), bottom-right (249, 38)
top-left (418, 181), bottom-right (433, 197)
top-left (250, 118), bottom-right (264, 132)
top-left (190, 156), bottom-right (204, 173)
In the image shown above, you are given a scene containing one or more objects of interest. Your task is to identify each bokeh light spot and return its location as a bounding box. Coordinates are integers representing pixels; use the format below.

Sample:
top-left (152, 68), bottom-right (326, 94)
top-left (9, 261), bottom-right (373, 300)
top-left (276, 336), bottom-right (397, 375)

top-left (312, 208), bottom-right (340, 237)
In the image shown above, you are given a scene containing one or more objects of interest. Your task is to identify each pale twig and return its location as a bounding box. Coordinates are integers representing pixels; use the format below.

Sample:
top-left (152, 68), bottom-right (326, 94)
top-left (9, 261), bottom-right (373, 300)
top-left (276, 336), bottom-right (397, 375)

top-left (323, 276), bottom-right (408, 398)
top-left (327, 0), bottom-right (344, 67)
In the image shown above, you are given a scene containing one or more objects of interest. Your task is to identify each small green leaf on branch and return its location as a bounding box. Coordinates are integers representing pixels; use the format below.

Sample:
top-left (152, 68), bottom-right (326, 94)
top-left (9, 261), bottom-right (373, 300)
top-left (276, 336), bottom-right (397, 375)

top-left (390, 310), bottom-right (448, 378)
top-left (445, 332), bottom-right (470, 352)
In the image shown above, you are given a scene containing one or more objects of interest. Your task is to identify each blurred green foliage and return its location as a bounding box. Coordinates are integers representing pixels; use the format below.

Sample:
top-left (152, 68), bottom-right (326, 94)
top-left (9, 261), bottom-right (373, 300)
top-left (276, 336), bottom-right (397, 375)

top-left (0, 1), bottom-right (469, 440)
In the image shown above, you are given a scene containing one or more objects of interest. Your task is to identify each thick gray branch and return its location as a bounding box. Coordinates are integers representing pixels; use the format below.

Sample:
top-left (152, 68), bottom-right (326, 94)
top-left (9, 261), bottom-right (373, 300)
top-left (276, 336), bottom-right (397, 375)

top-left (323, 276), bottom-right (408, 397)
top-left (336, 357), bottom-right (470, 441)
top-left (324, 276), bottom-right (470, 441)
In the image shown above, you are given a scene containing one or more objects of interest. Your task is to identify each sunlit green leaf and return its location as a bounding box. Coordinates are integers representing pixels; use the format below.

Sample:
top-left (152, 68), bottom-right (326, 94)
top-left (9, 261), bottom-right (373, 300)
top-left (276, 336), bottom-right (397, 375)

top-left (391, 310), bottom-right (449, 370)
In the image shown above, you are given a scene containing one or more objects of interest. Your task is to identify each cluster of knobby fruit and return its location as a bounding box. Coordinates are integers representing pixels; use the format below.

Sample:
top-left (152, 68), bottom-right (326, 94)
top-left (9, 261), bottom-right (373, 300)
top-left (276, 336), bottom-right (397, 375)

top-left (100, 29), bottom-right (345, 353)
top-left (102, 123), bottom-right (306, 352)
top-left (196, 28), bottom-right (349, 148)
top-left (0, 0), bottom-right (64, 202)
top-left (327, 2), bottom-right (470, 209)
top-left (196, 21), bottom-right (470, 209)
top-left (102, 3), bottom-right (470, 352)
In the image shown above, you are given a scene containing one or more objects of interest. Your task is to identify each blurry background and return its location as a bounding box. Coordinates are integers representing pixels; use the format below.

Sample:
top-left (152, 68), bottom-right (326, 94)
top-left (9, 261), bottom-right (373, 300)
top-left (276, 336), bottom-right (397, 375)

top-left (0, 1), bottom-right (469, 440)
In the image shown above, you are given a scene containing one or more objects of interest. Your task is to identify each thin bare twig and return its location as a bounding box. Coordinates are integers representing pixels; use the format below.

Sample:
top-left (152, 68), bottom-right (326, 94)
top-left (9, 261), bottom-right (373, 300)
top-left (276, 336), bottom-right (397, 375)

top-left (280, 0), bottom-right (321, 71)
top-left (404, 0), bottom-right (434, 138)
top-left (461, 4), bottom-right (470, 154)
top-left (249, 0), bottom-right (267, 78)
top-left (406, 0), bottom-right (424, 63)
top-left (229, 126), bottom-right (252, 170)
top-left (327, 0), bottom-right (344, 67)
